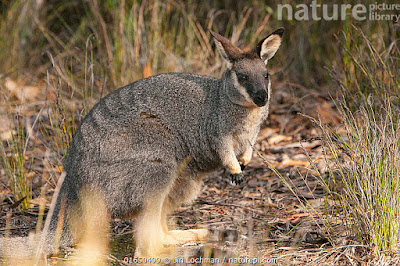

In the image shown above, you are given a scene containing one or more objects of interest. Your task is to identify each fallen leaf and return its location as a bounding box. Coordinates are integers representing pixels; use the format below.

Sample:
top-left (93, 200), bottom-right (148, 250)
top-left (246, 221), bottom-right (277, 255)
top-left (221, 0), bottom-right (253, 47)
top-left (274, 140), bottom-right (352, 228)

top-left (280, 154), bottom-right (310, 167)
top-left (0, 129), bottom-right (15, 141)
top-left (284, 212), bottom-right (310, 222)
top-left (315, 99), bottom-right (341, 125)
top-left (272, 140), bottom-right (322, 150)
top-left (257, 127), bottom-right (279, 141)
top-left (30, 196), bottom-right (48, 206)
top-left (244, 191), bottom-right (261, 198)
top-left (268, 134), bottom-right (293, 145)
top-left (5, 78), bottom-right (41, 102)
top-left (0, 115), bottom-right (12, 140)
top-left (143, 62), bottom-right (153, 78)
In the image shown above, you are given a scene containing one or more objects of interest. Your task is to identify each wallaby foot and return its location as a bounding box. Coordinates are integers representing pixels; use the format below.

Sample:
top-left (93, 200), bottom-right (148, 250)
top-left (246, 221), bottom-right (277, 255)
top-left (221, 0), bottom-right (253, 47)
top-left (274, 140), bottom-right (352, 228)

top-left (163, 229), bottom-right (209, 246)
top-left (230, 172), bottom-right (244, 184)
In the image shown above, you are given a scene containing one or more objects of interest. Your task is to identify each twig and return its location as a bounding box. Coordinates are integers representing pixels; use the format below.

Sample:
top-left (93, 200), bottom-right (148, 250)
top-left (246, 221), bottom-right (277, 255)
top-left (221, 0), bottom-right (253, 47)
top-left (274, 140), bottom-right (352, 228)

top-left (24, 105), bottom-right (45, 155)
top-left (34, 171), bottom-right (66, 262)
top-left (196, 200), bottom-right (271, 216)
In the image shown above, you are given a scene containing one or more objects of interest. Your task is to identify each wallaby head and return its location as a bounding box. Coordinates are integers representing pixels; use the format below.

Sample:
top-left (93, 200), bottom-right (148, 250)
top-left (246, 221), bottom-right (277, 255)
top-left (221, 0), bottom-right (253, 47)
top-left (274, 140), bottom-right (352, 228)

top-left (210, 28), bottom-right (284, 108)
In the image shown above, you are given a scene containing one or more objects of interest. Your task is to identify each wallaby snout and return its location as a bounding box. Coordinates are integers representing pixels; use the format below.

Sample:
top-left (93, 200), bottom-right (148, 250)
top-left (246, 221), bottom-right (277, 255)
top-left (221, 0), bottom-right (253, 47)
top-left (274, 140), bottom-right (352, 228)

top-left (251, 89), bottom-right (268, 107)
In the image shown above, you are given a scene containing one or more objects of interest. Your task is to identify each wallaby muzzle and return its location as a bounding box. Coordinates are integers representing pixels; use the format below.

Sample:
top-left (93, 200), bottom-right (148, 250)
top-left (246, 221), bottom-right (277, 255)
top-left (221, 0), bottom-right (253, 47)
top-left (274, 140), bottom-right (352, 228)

top-left (251, 89), bottom-right (268, 107)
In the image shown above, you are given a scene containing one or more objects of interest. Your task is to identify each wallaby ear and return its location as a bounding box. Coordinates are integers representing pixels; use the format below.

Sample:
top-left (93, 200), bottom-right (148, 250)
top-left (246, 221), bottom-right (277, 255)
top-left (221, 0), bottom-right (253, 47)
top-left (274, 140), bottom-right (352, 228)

top-left (209, 29), bottom-right (243, 67)
top-left (255, 28), bottom-right (284, 65)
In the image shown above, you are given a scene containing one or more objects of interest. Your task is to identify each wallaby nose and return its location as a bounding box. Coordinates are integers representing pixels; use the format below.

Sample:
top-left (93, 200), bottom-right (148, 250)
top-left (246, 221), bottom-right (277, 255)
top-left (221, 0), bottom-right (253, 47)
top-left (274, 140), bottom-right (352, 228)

top-left (252, 90), bottom-right (267, 107)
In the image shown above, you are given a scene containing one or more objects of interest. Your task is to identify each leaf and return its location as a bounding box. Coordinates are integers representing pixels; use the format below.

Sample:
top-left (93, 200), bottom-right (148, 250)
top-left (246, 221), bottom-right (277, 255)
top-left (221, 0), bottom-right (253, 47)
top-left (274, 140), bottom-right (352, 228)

top-left (10, 196), bottom-right (27, 208)
top-left (268, 134), bottom-right (293, 145)
top-left (143, 62), bottom-right (153, 78)
top-left (55, 166), bottom-right (63, 173)
top-left (5, 78), bottom-right (41, 102)
top-left (316, 100), bottom-right (341, 125)
top-left (280, 154), bottom-right (310, 167)
top-left (257, 127), bottom-right (279, 141)
top-left (0, 130), bottom-right (15, 141)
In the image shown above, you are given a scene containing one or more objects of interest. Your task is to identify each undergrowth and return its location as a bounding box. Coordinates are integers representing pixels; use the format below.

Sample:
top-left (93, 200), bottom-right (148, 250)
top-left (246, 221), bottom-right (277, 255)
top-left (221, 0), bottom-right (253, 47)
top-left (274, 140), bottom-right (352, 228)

top-left (318, 27), bottom-right (400, 255)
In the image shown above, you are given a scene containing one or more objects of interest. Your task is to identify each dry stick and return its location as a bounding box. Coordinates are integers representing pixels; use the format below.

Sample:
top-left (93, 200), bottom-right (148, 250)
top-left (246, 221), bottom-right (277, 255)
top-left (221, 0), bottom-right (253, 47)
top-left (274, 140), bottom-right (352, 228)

top-left (24, 105), bottom-right (45, 154)
top-left (197, 200), bottom-right (270, 216)
top-left (52, 197), bottom-right (65, 258)
top-left (231, 7), bottom-right (252, 46)
top-left (34, 171), bottom-right (66, 263)
top-left (89, 0), bottom-right (115, 84)
top-left (248, 13), bottom-right (271, 49)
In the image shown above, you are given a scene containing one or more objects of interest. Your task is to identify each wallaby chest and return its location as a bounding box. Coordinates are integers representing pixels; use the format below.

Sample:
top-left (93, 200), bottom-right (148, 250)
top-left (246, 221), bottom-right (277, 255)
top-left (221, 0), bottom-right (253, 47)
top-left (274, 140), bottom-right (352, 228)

top-left (232, 106), bottom-right (266, 154)
top-left (247, 107), bottom-right (265, 129)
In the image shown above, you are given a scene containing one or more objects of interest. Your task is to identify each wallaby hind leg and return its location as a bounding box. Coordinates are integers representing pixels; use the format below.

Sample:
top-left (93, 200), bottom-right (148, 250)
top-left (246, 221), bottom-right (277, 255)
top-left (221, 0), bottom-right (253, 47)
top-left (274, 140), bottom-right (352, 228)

top-left (161, 177), bottom-right (209, 246)
top-left (134, 193), bottom-right (169, 257)
top-left (160, 198), bottom-right (208, 245)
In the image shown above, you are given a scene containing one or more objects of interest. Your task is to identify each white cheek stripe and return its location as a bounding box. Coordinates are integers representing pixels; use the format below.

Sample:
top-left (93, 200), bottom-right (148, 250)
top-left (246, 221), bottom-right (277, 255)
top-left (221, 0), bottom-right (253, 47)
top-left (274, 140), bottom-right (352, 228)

top-left (268, 80), bottom-right (271, 99)
top-left (232, 73), bottom-right (253, 104)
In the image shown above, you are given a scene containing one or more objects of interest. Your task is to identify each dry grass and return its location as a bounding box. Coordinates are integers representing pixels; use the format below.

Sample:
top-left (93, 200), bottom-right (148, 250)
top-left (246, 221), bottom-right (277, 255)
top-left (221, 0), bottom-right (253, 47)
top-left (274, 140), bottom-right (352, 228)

top-left (315, 28), bottom-right (400, 256)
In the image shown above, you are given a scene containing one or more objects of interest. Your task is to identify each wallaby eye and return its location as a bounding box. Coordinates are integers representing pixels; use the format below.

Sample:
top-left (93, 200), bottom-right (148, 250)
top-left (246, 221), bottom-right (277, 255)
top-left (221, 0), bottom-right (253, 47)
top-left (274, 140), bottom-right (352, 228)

top-left (264, 72), bottom-right (270, 80)
top-left (237, 73), bottom-right (248, 82)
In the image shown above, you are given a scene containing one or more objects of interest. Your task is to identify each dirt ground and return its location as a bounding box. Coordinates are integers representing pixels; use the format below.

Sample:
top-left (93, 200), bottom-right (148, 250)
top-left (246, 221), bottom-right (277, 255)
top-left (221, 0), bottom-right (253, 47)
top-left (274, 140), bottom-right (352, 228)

top-left (0, 82), bottom-right (372, 265)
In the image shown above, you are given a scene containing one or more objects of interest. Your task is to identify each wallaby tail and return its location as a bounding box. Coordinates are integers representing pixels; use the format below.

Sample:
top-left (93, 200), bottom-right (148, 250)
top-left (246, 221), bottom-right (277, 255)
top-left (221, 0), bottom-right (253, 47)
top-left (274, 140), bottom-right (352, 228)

top-left (1, 171), bottom-right (111, 264)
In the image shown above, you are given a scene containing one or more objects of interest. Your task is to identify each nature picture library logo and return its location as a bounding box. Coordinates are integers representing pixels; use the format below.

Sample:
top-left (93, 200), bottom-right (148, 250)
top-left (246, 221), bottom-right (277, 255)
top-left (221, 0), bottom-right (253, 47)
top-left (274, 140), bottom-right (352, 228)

top-left (277, 1), bottom-right (400, 22)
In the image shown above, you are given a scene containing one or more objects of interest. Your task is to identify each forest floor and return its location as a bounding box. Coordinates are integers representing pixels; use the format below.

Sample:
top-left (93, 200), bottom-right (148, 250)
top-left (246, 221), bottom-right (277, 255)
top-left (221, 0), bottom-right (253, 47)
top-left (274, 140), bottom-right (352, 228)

top-left (0, 82), bottom-right (371, 265)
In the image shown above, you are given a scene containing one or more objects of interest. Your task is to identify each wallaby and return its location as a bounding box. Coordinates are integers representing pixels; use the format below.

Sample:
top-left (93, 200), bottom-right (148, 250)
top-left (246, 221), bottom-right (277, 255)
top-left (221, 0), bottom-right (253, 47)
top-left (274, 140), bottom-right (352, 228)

top-left (2, 27), bottom-right (284, 259)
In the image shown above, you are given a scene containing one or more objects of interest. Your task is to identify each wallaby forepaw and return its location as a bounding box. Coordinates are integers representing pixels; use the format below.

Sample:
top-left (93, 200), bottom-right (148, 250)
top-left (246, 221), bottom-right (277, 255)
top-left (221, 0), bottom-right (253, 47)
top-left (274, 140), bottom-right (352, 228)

top-left (230, 172), bottom-right (244, 184)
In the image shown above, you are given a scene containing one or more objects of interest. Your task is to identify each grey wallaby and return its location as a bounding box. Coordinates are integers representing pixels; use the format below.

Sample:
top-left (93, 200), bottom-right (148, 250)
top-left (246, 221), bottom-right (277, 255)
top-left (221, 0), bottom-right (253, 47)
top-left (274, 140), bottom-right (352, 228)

top-left (2, 27), bottom-right (284, 258)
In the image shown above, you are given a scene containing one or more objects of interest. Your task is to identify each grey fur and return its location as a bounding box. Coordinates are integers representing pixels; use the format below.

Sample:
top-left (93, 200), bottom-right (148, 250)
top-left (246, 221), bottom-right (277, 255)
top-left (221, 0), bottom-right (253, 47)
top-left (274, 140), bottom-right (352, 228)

top-left (1, 28), bottom-right (284, 258)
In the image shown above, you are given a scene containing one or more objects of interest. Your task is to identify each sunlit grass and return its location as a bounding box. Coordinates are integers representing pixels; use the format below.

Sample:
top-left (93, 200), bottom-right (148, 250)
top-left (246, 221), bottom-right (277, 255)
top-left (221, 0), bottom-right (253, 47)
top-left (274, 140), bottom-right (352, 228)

top-left (0, 115), bottom-right (33, 210)
top-left (318, 28), bottom-right (400, 255)
top-left (320, 98), bottom-right (400, 256)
